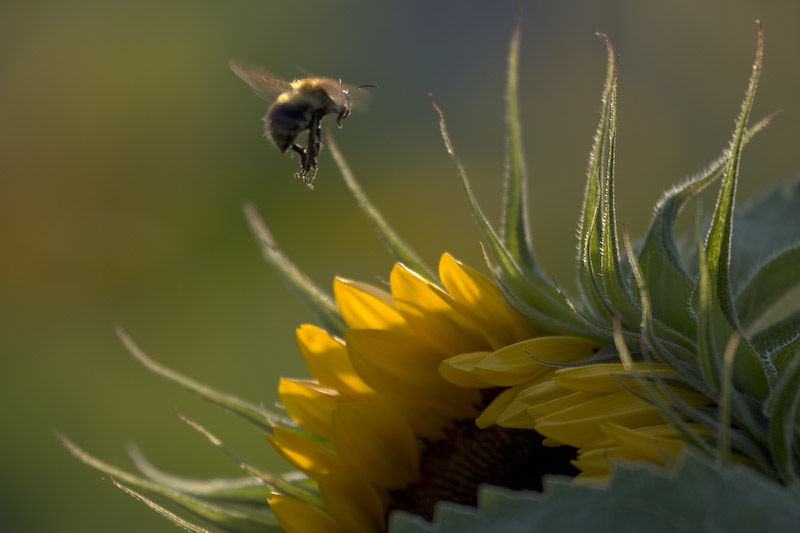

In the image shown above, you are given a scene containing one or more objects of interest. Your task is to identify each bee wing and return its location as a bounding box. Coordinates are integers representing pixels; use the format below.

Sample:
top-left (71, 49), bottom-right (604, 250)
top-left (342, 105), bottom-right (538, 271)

top-left (228, 59), bottom-right (291, 101)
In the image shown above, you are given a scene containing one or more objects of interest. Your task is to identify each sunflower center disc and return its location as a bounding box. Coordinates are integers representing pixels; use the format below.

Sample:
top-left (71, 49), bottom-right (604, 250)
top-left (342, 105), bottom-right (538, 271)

top-left (386, 418), bottom-right (579, 521)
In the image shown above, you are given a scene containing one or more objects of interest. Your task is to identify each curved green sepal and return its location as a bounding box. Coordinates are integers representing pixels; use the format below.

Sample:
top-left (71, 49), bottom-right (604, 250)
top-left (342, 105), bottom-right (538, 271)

top-left (115, 327), bottom-right (289, 434)
top-left (58, 434), bottom-right (279, 532)
top-left (703, 21), bottom-right (773, 399)
top-left (128, 444), bottom-right (272, 505)
top-left (577, 34), bottom-right (616, 323)
top-left (431, 98), bottom-right (598, 339)
top-left (388, 450), bottom-right (800, 533)
top-left (612, 315), bottom-right (715, 457)
top-left (175, 411), bottom-right (323, 509)
top-left (501, 21), bottom-right (537, 272)
top-left (105, 477), bottom-right (216, 533)
top-left (326, 132), bottom-right (437, 282)
top-left (638, 113), bottom-right (775, 338)
top-left (696, 210), bottom-right (721, 391)
top-left (597, 56), bottom-right (645, 331)
top-left (243, 202), bottom-right (348, 336)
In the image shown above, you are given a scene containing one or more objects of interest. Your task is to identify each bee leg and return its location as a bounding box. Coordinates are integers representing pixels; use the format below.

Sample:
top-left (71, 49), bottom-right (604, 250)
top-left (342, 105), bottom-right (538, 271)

top-left (297, 119), bottom-right (322, 189)
top-left (291, 118), bottom-right (322, 188)
top-left (291, 143), bottom-right (309, 175)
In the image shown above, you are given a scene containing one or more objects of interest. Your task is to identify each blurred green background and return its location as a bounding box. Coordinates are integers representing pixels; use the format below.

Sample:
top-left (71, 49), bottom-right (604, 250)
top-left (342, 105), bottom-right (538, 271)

top-left (2, 1), bottom-right (798, 531)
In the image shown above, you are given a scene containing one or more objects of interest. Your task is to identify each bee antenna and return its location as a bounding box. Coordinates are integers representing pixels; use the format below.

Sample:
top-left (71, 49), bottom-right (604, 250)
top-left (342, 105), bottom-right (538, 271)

top-left (352, 84), bottom-right (379, 91)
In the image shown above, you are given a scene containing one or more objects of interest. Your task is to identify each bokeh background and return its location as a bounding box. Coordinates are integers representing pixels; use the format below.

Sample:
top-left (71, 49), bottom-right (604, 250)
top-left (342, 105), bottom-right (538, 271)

top-left (2, 1), bottom-right (799, 531)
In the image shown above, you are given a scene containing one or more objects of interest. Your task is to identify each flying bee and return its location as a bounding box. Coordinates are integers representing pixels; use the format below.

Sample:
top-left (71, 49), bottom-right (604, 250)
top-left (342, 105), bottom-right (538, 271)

top-left (229, 60), bottom-right (376, 189)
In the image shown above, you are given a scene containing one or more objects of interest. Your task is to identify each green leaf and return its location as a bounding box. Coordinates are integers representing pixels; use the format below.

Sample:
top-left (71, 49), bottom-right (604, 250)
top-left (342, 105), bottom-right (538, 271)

top-left (501, 21), bottom-right (537, 272)
top-left (736, 243), bottom-right (800, 329)
top-left (388, 450), bottom-right (800, 533)
top-left (752, 309), bottom-right (800, 373)
top-left (243, 202), bottom-right (348, 336)
top-left (732, 177), bottom-right (800, 328)
top-left (641, 165), bottom-right (723, 339)
top-left (637, 113), bottom-right (775, 339)
top-left (623, 225), bottom-right (713, 397)
top-left (765, 337), bottom-right (800, 484)
top-left (730, 178), bottom-right (800, 298)
top-left (115, 327), bottom-right (289, 434)
top-left (58, 434), bottom-right (279, 532)
top-left (326, 132), bottom-right (437, 282)
top-left (703, 21), bottom-right (773, 399)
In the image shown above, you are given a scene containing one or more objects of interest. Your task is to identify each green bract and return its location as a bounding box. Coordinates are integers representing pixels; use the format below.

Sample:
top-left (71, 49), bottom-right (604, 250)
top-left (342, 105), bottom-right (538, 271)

top-left (63, 20), bottom-right (800, 533)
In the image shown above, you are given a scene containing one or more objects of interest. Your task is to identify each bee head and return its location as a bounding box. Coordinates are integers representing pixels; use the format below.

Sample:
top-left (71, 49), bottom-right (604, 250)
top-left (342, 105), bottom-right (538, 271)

top-left (337, 84), bottom-right (378, 126)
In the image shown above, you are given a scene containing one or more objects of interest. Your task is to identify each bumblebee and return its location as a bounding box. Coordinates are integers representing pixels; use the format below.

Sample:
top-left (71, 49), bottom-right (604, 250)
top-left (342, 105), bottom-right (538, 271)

top-left (230, 60), bottom-right (375, 189)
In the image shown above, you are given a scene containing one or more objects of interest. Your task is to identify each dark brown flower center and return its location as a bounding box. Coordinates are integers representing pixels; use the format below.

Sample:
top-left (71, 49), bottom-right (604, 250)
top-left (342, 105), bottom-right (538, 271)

top-left (386, 415), bottom-right (578, 522)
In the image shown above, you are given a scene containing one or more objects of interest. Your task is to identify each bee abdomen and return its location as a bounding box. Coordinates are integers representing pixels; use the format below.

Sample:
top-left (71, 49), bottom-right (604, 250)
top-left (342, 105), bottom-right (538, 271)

top-left (265, 102), bottom-right (313, 153)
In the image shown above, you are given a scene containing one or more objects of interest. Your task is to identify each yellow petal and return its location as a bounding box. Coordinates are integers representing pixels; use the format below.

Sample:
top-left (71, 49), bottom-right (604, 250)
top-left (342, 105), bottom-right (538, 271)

top-left (333, 277), bottom-right (410, 333)
top-left (535, 389), bottom-right (711, 448)
top-left (265, 427), bottom-right (339, 479)
top-left (439, 351), bottom-right (493, 388)
top-left (318, 468), bottom-right (385, 533)
top-left (390, 263), bottom-right (490, 354)
top-left (552, 362), bottom-right (672, 393)
top-left (296, 325), bottom-right (374, 398)
top-left (475, 384), bottom-right (524, 429)
top-left (481, 371), bottom-right (559, 429)
top-left (345, 328), bottom-right (481, 418)
top-left (496, 388), bottom-right (556, 429)
top-left (332, 401), bottom-right (420, 488)
top-left (513, 377), bottom-right (569, 406)
top-left (268, 493), bottom-right (344, 533)
top-left (571, 446), bottom-right (629, 477)
top-left (279, 378), bottom-right (345, 439)
top-left (527, 391), bottom-right (603, 419)
top-left (472, 337), bottom-right (600, 386)
top-left (438, 253), bottom-right (518, 349)
top-left (600, 422), bottom-right (711, 465)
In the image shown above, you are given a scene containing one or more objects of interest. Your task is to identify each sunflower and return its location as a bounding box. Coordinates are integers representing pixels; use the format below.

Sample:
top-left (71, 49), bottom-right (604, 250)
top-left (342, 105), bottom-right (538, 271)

top-left (266, 254), bottom-right (597, 530)
top-left (63, 20), bottom-right (800, 533)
